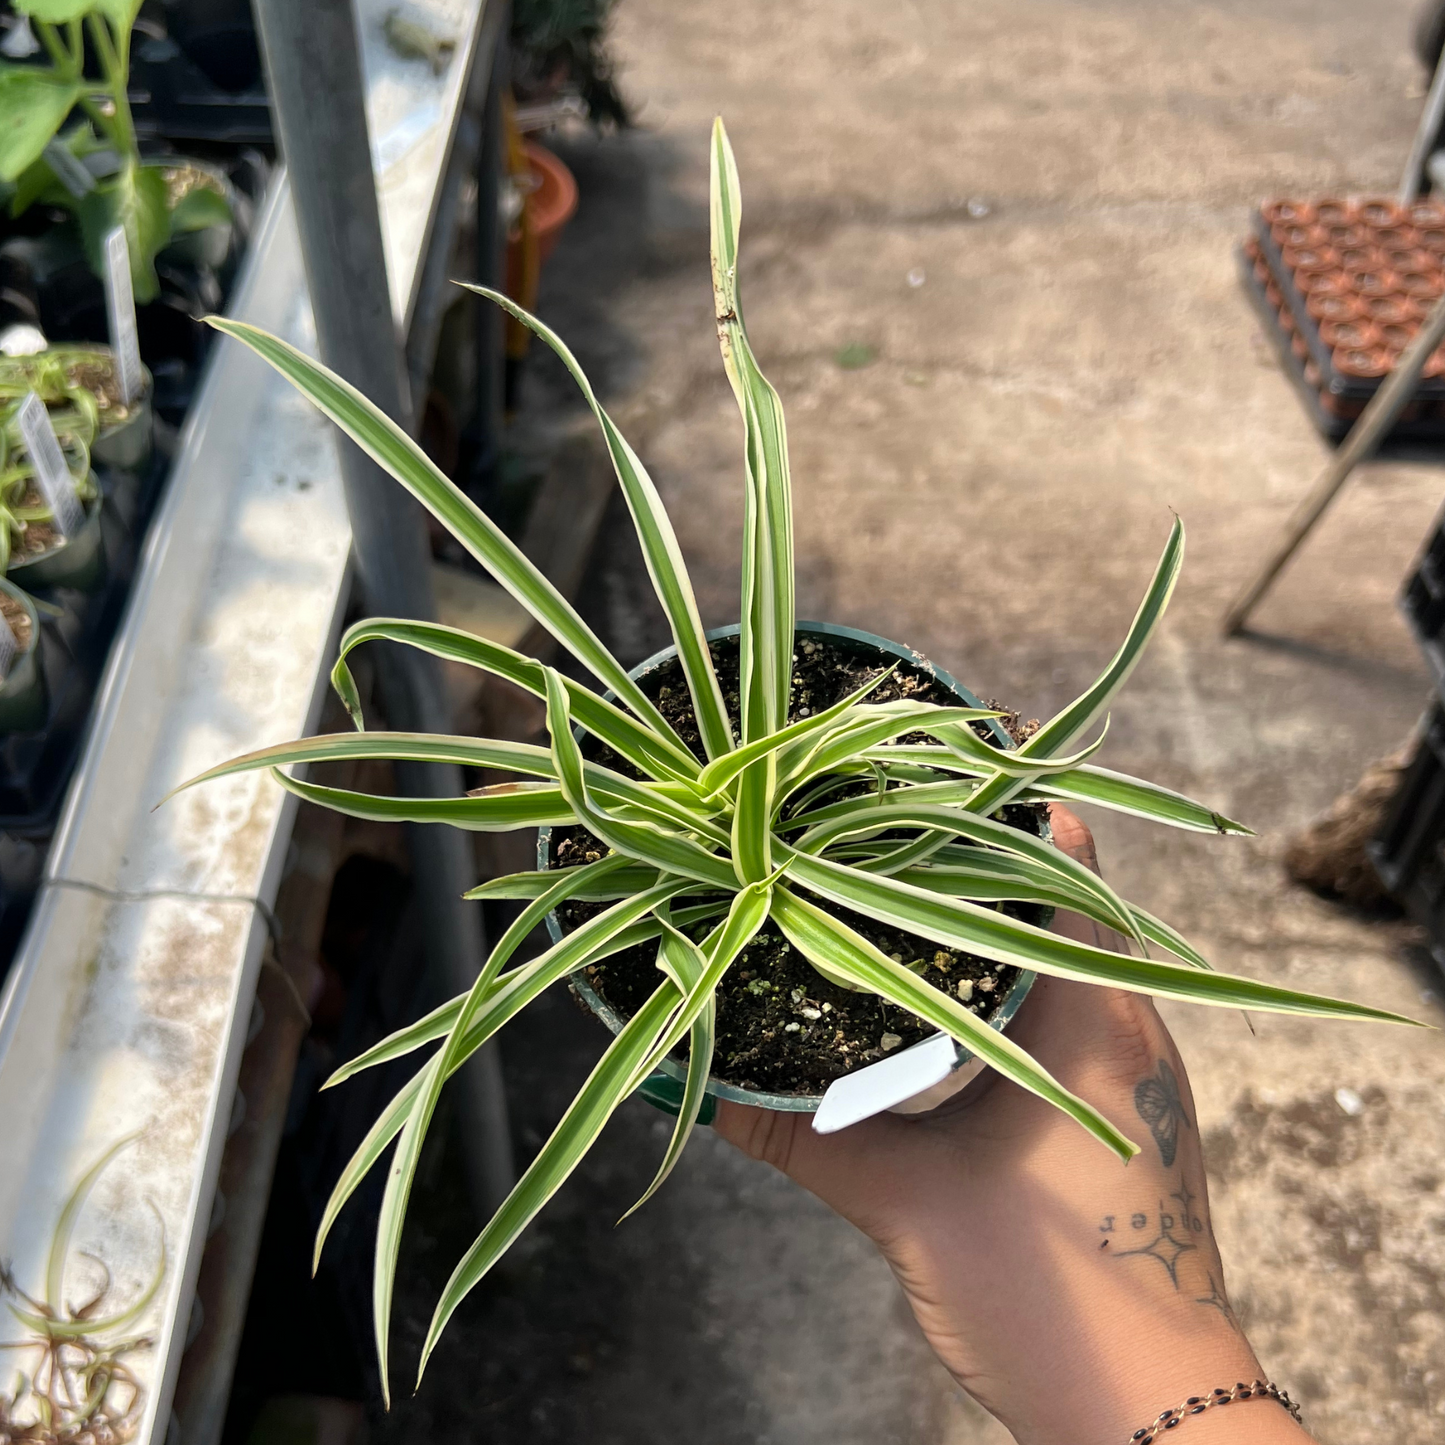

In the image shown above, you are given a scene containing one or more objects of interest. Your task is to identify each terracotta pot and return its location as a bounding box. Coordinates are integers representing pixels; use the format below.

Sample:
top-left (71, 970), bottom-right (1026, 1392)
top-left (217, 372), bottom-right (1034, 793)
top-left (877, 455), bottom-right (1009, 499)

top-left (1333, 345), bottom-right (1392, 378)
top-left (1303, 359), bottom-right (1323, 388)
top-left (1323, 222), bottom-right (1367, 248)
top-left (1306, 291), bottom-right (1365, 322)
top-left (1279, 306), bottom-right (1297, 336)
top-left (1313, 198), bottom-right (1356, 226)
top-left (1282, 244), bottom-right (1338, 274)
top-left (1419, 227), bottom-right (1445, 253)
top-left (515, 141), bottom-right (578, 264)
top-left (1399, 271), bottom-right (1445, 300)
top-left (1352, 268), bottom-right (1399, 297)
top-left (1243, 235), bottom-right (1261, 260)
top-left (1426, 348), bottom-right (1445, 379)
top-left (1291, 333), bottom-right (1310, 360)
top-left (1359, 199), bottom-right (1405, 229)
top-left (1319, 318), bottom-right (1382, 350)
top-left (1378, 323), bottom-right (1416, 352)
top-left (1374, 220), bottom-right (1420, 245)
top-left (1252, 256), bottom-right (1271, 286)
top-left (1300, 269), bottom-right (1351, 296)
top-left (1362, 294), bottom-right (1422, 325)
top-left (1409, 200), bottom-right (1445, 228)
top-left (1337, 246), bottom-right (1384, 273)
top-left (1265, 280), bottom-right (1284, 308)
top-left (1273, 222), bottom-right (1326, 250)
top-left (1382, 247), bottom-right (1435, 275)
top-left (1262, 198), bottom-right (1317, 226)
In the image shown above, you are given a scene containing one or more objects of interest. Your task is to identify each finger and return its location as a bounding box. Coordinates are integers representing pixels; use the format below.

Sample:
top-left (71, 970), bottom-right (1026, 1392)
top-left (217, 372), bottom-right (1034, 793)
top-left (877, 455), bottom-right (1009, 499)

top-left (1047, 802), bottom-right (1099, 874)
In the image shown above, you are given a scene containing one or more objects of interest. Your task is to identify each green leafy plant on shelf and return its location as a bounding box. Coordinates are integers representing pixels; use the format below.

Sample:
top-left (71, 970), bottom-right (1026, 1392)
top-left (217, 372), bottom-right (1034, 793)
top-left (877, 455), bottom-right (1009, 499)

top-left (0, 0), bottom-right (231, 301)
top-left (172, 120), bottom-right (1417, 1397)
top-left (0, 388), bottom-right (96, 576)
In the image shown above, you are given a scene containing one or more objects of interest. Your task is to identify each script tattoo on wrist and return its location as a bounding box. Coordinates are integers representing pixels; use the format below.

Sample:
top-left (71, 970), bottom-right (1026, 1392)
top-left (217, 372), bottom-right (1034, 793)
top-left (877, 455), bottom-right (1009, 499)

top-left (1134, 1058), bottom-right (1190, 1167)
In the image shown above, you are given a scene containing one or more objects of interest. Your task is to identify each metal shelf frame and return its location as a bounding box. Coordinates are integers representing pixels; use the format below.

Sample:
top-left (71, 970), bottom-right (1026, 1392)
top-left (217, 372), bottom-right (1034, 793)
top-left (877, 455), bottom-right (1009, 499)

top-left (0, 3), bottom-right (504, 1442)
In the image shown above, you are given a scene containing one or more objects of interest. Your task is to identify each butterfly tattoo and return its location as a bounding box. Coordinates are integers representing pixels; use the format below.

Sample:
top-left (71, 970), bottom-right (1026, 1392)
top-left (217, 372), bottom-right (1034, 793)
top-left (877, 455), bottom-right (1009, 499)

top-left (1134, 1060), bottom-right (1191, 1166)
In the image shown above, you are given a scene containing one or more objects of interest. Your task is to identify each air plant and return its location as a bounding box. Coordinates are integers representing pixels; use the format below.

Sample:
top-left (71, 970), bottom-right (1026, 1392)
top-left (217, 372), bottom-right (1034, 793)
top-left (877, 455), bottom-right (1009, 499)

top-left (0, 1135), bottom-right (161, 1443)
top-left (173, 120), bottom-right (1416, 1396)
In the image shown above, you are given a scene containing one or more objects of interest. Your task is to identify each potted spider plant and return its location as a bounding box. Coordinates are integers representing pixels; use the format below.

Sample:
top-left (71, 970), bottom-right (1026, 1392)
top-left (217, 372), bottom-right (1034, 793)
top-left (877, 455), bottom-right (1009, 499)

top-left (0, 344), bottom-right (151, 470)
top-left (0, 394), bottom-right (104, 592)
top-left (0, 0), bottom-right (233, 304)
top-left (173, 120), bottom-right (1418, 1400)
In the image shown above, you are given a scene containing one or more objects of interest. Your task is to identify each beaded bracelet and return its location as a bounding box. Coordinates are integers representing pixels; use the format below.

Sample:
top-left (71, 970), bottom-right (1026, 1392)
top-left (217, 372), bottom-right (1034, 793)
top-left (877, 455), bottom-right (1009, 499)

top-left (1127, 1379), bottom-right (1302, 1442)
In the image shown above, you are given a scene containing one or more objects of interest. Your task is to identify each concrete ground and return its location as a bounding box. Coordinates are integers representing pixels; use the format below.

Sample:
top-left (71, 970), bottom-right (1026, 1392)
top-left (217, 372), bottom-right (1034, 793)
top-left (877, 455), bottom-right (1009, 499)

top-left (382, 3), bottom-right (1445, 1442)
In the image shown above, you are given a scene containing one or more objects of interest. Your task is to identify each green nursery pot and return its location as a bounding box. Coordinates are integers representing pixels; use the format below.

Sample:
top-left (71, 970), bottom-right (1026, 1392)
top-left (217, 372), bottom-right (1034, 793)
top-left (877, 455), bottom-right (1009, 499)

top-left (540, 621), bottom-right (1041, 1120)
top-left (0, 578), bottom-right (46, 733)
top-left (8, 493), bottom-right (107, 593)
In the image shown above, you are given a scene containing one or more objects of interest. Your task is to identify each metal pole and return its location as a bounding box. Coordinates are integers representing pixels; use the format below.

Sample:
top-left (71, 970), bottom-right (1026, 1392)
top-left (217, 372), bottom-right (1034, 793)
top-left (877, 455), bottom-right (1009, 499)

top-left (251, 0), bottom-right (514, 1216)
top-left (1402, 43), bottom-right (1445, 205)
top-left (468, 29), bottom-right (508, 505)
top-left (1223, 287), bottom-right (1445, 636)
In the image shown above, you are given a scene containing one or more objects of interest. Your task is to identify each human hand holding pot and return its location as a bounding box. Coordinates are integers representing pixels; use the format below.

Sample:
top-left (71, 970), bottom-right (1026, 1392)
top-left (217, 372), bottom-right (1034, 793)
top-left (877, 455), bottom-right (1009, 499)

top-left (713, 805), bottom-right (1316, 1445)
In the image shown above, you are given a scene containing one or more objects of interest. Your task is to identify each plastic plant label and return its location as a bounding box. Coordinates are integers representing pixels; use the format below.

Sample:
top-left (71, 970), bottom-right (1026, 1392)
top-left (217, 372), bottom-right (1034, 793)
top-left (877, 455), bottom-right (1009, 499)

top-left (0, 611), bottom-right (18, 685)
top-left (41, 139), bottom-right (95, 200)
top-left (102, 226), bottom-right (143, 406)
top-left (17, 391), bottom-right (83, 537)
top-left (812, 1031), bottom-right (960, 1134)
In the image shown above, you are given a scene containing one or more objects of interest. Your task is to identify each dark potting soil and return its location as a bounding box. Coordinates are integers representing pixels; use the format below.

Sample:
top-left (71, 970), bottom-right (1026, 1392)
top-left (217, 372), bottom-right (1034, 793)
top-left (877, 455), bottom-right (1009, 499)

top-left (551, 633), bottom-right (1048, 1097)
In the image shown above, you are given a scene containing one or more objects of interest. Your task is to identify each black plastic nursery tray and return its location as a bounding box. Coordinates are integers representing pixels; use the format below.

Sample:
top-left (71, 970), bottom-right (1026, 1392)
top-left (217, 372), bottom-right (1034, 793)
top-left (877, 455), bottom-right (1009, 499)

top-left (1402, 506), bottom-right (1445, 692)
top-left (1240, 197), bottom-right (1445, 443)
top-left (0, 153), bottom-right (271, 963)
top-left (1371, 699), bottom-right (1445, 968)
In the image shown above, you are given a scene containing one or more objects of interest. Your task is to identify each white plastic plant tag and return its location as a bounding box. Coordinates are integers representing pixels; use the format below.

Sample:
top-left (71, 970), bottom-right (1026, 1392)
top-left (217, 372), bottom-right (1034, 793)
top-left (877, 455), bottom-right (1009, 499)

top-left (102, 226), bottom-right (143, 406)
top-left (0, 611), bottom-right (18, 685)
top-left (17, 391), bottom-right (83, 537)
top-left (812, 1031), bottom-right (960, 1134)
top-left (41, 139), bottom-right (95, 199)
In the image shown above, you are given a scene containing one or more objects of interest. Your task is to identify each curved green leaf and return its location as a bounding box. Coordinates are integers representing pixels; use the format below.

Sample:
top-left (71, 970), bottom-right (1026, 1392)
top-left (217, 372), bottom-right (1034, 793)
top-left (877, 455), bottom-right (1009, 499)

top-left (418, 978), bottom-right (681, 1383)
top-left (0, 69), bottom-right (81, 183)
top-left (785, 849), bottom-right (1419, 1025)
top-left (795, 799), bottom-right (1145, 948)
top-left (543, 667), bottom-right (738, 889)
top-left (464, 863), bottom-right (660, 902)
top-left (696, 664), bottom-right (903, 796)
top-left (462, 284), bottom-right (732, 763)
top-left (205, 317), bottom-right (684, 750)
top-left (965, 518), bottom-right (1184, 818)
top-left (271, 768), bottom-right (576, 831)
top-left (330, 616), bottom-right (700, 782)
top-left (313, 880), bottom-right (694, 1271)
top-left (770, 889), bottom-right (1139, 1159)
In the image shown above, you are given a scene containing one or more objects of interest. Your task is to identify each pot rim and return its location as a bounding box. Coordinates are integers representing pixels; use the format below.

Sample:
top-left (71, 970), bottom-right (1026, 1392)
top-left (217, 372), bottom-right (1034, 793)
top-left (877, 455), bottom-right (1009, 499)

top-left (541, 620), bottom-right (1040, 1113)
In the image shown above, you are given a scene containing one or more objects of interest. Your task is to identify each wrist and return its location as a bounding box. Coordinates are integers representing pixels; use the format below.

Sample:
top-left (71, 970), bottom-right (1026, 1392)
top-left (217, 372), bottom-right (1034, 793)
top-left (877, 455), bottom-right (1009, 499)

top-left (1017, 1336), bottom-right (1315, 1445)
top-left (998, 1305), bottom-right (1305, 1445)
